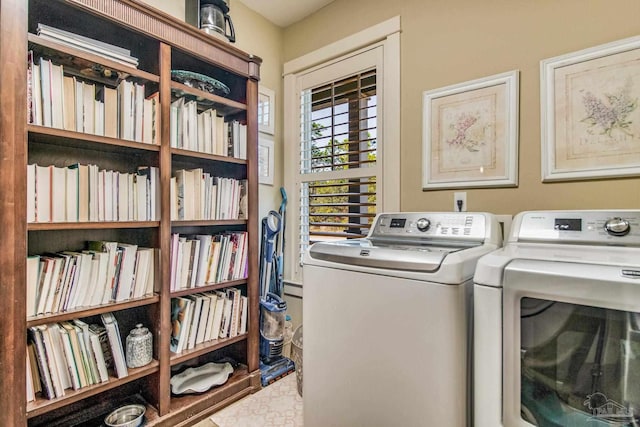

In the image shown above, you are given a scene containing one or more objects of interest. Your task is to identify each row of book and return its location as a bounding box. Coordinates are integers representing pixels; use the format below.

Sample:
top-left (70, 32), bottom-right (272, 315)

top-left (27, 241), bottom-right (156, 318)
top-left (170, 288), bottom-right (247, 354)
top-left (27, 313), bottom-right (129, 401)
top-left (171, 168), bottom-right (247, 221)
top-left (27, 54), bottom-right (159, 144)
top-left (170, 97), bottom-right (247, 159)
top-left (170, 232), bottom-right (248, 292)
top-left (27, 164), bottom-right (160, 223)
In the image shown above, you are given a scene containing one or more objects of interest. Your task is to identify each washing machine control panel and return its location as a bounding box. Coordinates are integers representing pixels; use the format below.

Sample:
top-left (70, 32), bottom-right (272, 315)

top-left (371, 212), bottom-right (488, 241)
top-left (515, 211), bottom-right (640, 245)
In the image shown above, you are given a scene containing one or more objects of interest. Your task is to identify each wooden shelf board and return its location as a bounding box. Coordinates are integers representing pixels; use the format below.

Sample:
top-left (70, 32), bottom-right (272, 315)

top-left (28, 125), bottom-right (161, 153)
top-left (170, 147), bottom-right (247, 164)
top-left (170, 279), bottom-right (247, 297)
top-left (28, 221), bottom-right (160, 231)
top-left (26, 361), bottom-right (160, 419)
top-left (27, 294), bottom-right (160, 327)
top-left (169, 334), bottom-right (248, 366)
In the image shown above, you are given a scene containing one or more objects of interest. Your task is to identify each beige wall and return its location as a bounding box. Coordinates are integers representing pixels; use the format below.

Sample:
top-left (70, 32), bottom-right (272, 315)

top-left (284, 0), bottom-right (640, 215)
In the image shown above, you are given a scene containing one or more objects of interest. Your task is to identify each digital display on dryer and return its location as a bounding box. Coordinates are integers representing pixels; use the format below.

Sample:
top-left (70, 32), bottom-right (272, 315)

top-left (390, 218), bottom-right (406, 228)
top-left (554, 218), bottom-right (581, 231)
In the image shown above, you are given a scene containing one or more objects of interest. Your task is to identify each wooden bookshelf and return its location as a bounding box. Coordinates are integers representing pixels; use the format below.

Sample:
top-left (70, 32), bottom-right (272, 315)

top-left (0, 0), bottom-right (261, 425)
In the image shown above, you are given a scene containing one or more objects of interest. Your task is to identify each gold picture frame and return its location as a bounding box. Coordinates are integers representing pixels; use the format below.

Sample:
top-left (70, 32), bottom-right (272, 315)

top-left (541, 36), bottom-right (640, 182)
top-left (422, 70), bottom-right (519, 190)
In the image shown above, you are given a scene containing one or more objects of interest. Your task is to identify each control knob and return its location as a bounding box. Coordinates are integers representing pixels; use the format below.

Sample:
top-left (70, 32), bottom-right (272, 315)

top-left (416, 218), bottom-right (431, 232)
top-left (604, 217), bottom-right (630, 236)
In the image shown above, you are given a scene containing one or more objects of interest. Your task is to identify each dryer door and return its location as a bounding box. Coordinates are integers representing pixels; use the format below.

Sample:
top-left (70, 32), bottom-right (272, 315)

top-left (502, 259), bottom-right (640, 427)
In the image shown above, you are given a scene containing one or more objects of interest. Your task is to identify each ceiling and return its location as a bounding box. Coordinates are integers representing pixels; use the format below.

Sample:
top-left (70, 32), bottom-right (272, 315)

top-left (236, 0), bottom-right (335, 28)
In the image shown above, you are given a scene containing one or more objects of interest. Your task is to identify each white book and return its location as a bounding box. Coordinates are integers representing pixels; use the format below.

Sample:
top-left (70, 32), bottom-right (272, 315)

top-left (117, 172), bottom-right (129, 221)
top-left (127, 173), bottom-right (135, 221)
top-left (86, 240), bottom-right (118, 304)
top-left (74, 79), bottom-right (83, 132)
top-left (71, 324), bottom-right (94, 385)
top-left (135, 174), bottom-right (147, 221)
top-left (26, 256), bottom-right (40, 318)
top-left (239, 295), bottom-right (248, 334)
top-left (35, 164), bottom-right (51, 223)
top-left (88, 164), bottom-right (100, 222)
top-left (115, 243), bottom-right (138, 302)
top-left (84, 250), bottom-right (109, 307)
top-left (48, 324), bottom-right (72, 391)
top-left (66, 251), bottom-right (93, 309)
top-left (50, 166), bottom-right (66, 223)
top-left (100, 313), bottom-right (128, 378)
top-left (39, 58), bottom-right (52, 127)
top-left (143, 98), bottom-right (153, 144)
top-left (131, 247), bottom-right (150, 299)
top-left (94, 99), bottom-right (104, 136)
top-left (42, 256), bottom-right (64, 314)
top-left (72, 319), bottom-right (99, 385)
top-left (194, 235), bottom-right (212, 286)
top-left (185, 295), bottom-right (203, 350)
top-left (143, 249), bottom-right (157, 296)
top-left (169, 233), bottom-right (180, 292)
top-left (179, 239), bottom-right (192, 290)
top-left (103, 86), bottom-right (118, 138)
top-left (64, 166), bottom-right (78, 222)
top-left (62, 75), bottom-right (76, 132)
top-left (118, 79), bottom-right (134, 140)
top-left (188, 239), bottom-right (201, 289)
top-left (82, 81), bottom-right (95, 134)
top-left (57, 324), bottom-right (81, 390)
top-left (27, 164), bottom-right (36, 223)
top-left (40, 325), bottom-right (66, 397)
top-left (177, 298), bottom-right (193, 353)
top-left (195, 294), bottom-right (211, 345)
top-left (32, 62), bottom-right (43, 126)
top-left (134, 82), bottom-right (145, 142)
top-left (88, 328), bottom-right (109, 383)
top-left (219, 294), bottom-right (232, 339)
top-left (197, 111), bottom-right (205, 153)
top-left (170, 177), bottom-right (178, 221)
top-left (50, 63), bottom-right (64, 129)
top-left (206, 292), bottom-right (225, 342)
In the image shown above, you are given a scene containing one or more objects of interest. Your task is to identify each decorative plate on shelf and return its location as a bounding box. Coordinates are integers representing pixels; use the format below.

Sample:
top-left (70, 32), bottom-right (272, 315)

top-left (171, 69), bottom-right (230, 97)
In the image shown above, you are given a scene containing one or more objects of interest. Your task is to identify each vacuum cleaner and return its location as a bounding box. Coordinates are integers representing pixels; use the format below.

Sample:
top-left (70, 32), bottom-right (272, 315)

top-left (259, 190), bottom-right (295, 386)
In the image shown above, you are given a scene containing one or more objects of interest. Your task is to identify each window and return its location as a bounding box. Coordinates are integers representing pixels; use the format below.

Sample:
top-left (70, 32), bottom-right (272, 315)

top-left (284, 18), bottom-right (400, 284)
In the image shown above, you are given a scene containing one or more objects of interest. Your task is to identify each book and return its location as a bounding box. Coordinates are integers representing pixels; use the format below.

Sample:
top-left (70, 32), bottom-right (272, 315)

top-left (29, 326), bottom-right (56, 399)
top-left (226, 287), bottom-right (241, 338)
top-left (185, 294), bottom-right (204, 350)
top-left (62, 75), bottom-right (76, 131)
top-left (35, 164), bottom-right (51, 223)
top-left (100, 312), bottom-right (128, 378)
top-left (87, 240), bottom-right (119, 304)
top-left (87, 324), bottom-right (109, 383)
top-left (219, 293), bottom-right (232, 339)
top-left (115, 243), bottom-right (138, 302)
top-left (89, 323), bottom-right (113, 377)
top-left (72, 319), bottom-right (100, 385)
top-left (40, 324), bottom-right (66, 397)
top-left (239, 295), bottom-right (248, 334)
top-left (170, 297), bottom-right (192, 354)
top-left (103, 86), bottom-right (118, 138)
top-left (56, 323), bottom-right (81, 390)
top-left (60, 321), bottom-right (89, 388)
top-left (26, 255), bottom-right (40, 318)
top-left (195, 293), bottom-right (212, 345)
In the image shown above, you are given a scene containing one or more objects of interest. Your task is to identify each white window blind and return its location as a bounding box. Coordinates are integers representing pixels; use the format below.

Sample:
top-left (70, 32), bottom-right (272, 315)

top-left (298, 68), bottom-right (378, 261)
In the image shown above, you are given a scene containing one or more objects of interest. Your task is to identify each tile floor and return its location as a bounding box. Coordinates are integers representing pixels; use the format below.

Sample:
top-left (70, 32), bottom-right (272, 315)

top-left (192, 373), bottom-right (302, 427)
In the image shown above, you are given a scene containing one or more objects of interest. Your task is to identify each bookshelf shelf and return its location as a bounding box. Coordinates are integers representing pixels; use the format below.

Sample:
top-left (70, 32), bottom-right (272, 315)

top-left (171, 147), bottom-right (247, 164)
top-left (26, 294), bottom-right (160, 328)
top-left (1, 0), bottom-right (262, 425)
top-left (27, 221), bottom-right (161, 231)
top-left (26, 361), bottom-right (160, 419)
top-left (170, 334), bottom-right (248, 366)
top-left (28, 125), bottom-right (161, 153)
top-left (170, 278), bottom-right (248, 298)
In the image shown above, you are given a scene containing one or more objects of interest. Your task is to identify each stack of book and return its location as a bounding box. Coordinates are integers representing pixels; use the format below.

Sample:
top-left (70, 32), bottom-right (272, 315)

top-left (26, 241), bottom-right (157, 318)
top-left (27, 53), bottom-right (159, 144)
top-left (36, 24), bottom-right (139, 68)
top-left (170, 169), bottom-right (246, 221)
top-left (170, 98), bottom-right (247, 159)
top-left (27, 313), bottom-right (130, 401)
top-left (170, 288), bottom-right (248, 354)
top-left (26, 164), bottom-right (160, 223)
top-left (169, 232), bottom-right (248, 292)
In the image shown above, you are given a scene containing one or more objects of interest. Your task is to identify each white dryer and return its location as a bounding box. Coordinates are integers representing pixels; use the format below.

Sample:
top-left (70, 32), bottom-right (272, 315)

top-left (303, 212), bottom-right (502, 427)
top-left (474, 210), bottom-right (640, 427)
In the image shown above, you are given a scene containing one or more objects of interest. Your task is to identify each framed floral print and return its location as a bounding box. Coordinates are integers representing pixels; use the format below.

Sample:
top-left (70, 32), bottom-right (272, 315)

top-left (422, 71), bottom-right (519, 190)
top-left (541, 36), bottom-right (640, 181)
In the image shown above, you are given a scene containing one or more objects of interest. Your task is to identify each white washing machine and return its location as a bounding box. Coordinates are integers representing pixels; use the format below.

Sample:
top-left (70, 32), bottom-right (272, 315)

top-left (474, 210), bottom-right (640, 427)
top-left (303, 212), bottom-right (502, 427)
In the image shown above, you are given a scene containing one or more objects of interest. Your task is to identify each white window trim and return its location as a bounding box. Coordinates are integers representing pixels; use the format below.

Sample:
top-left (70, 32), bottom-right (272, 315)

top-left (283, 17), bottom-right (401, 287)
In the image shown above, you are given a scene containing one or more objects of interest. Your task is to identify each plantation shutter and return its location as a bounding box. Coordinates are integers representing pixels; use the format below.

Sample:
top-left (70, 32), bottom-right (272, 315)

top-left (298, 65), bottom-right (378, 261)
